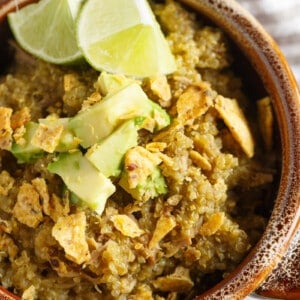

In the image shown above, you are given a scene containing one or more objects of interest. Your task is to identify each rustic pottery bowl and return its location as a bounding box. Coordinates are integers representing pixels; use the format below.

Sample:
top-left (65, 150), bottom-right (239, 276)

top-left (0, 0), bottom-right (299, 299)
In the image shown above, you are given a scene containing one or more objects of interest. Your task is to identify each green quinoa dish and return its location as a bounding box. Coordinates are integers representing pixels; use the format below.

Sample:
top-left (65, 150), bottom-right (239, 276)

top-left (0, 0), bottom-right (279, 299)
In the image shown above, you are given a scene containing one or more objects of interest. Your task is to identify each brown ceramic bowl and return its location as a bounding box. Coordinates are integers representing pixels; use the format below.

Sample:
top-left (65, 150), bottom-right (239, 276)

top-left (0, 0), bottom-right (299, 299)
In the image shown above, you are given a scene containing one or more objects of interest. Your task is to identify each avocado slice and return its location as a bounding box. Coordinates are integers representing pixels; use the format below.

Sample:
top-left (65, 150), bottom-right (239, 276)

top-left (48, 151), bottom-right (116, 215)
top-left (119, 166), bottom-right (168, 202)
top-left (11, 117), bottom-right (80, 163)
top-left (85, 119), bottom-right (138, 177)
top-left (95, 71), bottom-right (135, 96)
top-left (68, 83), bottom-right (170, 148)
top-left (11, 122), bottom-right (44, 163)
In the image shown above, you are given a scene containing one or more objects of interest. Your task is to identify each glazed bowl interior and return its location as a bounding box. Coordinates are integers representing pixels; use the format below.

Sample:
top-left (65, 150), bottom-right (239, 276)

top-left (177, 0), bottom-right (300, 299)
top-left (0, 0), bottom-right (299, 299)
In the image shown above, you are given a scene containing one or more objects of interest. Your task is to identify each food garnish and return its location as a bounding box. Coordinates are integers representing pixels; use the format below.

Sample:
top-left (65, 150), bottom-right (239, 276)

top-left (8, 0), bottom-right (83, 64)
top-left (8, 0), bottom-right (176, 77)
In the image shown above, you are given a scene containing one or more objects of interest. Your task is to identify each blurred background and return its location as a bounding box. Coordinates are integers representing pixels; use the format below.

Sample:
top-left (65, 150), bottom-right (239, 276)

top-left (239, 0), bottom-right (300, 86)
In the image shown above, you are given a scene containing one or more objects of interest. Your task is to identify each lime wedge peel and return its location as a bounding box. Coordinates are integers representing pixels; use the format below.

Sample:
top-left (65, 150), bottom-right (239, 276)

top-left (77, 0), bottom-right (177, 78)
top-left (8, 0), bottom-right (83, 65)
top-left (8, 0), bottom-right (177, 78)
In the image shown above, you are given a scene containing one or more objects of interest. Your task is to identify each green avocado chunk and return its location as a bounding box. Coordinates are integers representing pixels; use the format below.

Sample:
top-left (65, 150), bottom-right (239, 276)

top-left (11, 122), bottom-right (44, 163)
top-left (85, 119), bottom-right (138, 177)
top-left (11, 116), bottom-right (80, 163)
top-left (68, 83), bottom-right (170, 148)
top-left (48, 151), bottom-right (115, 215)
top-left (119, 166), bottom-right (168, 202)
top-left (95, 71), bottom-right (135, 96)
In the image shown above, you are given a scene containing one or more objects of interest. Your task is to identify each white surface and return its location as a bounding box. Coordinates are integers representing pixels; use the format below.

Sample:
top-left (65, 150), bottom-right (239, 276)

top-left (239, 0), bottom-right (300, 85)
top-left (245, 294), bottom-right (282, 300)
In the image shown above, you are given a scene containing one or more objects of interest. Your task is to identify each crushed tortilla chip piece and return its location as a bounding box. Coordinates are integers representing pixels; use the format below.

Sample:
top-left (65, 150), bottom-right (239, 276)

top-left (81, 92), bottom-right (102, 111)
top-left (214, 95), bottom-right (255, 157)
top-left (149, 215), bottom-right (176, 249)
top-left (124, 146), bottom-right (162, 189)
top-left (176, 85), bottom-right (213, 125)
top-left (199, 212), bottom-right (224, 236)
top-left (48, 194), bottom-right (69, 222)
top-left (0, 107), bottom-right (13, 150)
top-left (13, 182), bottom-right (43, 228)
top-left (257, 96), bottom-right (274, 151)
top-left (189, 150), bottom-right (212, 170)
top-left (149, 75), bottom-right (172, 107)
top-left (10, 107), bottom-right (31, 130)
top-left (111, 214), bottom-right (144, 238)
top-left (146, 142), bottom-right (167, 153)
top-left (52, 212), bottom-right (91, 264)
top-left (152, 266), bottom-right (194, 292)
top-left (22, 285), bottom-right (36, 300)
top-left (31, 123), bottom-right (64, 153)
top-left (193, 135), bottom-right (216, 158)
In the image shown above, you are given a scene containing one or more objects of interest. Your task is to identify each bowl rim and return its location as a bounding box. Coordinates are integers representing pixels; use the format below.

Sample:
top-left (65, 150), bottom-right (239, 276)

top-left (178, 0), bottom-right (300, 299)
top-left (0, 0), bottom-right (299, 299)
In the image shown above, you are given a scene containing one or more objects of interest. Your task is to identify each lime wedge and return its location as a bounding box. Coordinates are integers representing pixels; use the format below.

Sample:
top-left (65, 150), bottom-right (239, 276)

top-left (77, 0), bottom-right (176, 78)
top-left (8, 0), bottom-right (83, 65)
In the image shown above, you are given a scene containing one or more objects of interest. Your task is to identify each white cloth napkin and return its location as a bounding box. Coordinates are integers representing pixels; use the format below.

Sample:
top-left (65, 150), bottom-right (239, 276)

top-left (239, 0), bottom-right (300, 85)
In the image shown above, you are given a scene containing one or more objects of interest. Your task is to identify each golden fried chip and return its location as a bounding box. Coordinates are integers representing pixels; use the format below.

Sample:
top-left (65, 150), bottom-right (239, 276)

top-left (111, 214), bottom-right (144, 238)
top-left (0, 107), bottom-right (13, 150)
top-left (257, 96), bottom-right (274, 151)
top-left (31, 123), bottom-right (64, 153)
top-left (149, 215), bottom-right (176, 249)
top-left (52, 212), bottom-right (91, 264)
top-left (13, 182), bottom-right (43, 228)
top-left (214, 96), bottom-right (255, 157)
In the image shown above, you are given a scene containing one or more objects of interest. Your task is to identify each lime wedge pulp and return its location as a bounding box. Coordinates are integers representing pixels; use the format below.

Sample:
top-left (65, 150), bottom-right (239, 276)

top-left (8, 0), bottom-right (83, 65)
top-left (77, 0), bottom-right (177, 77)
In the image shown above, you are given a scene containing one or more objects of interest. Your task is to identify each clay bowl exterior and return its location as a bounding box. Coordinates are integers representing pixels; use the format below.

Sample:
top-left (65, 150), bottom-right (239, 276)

top-left (0, 0), bottom-right (299, 299)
